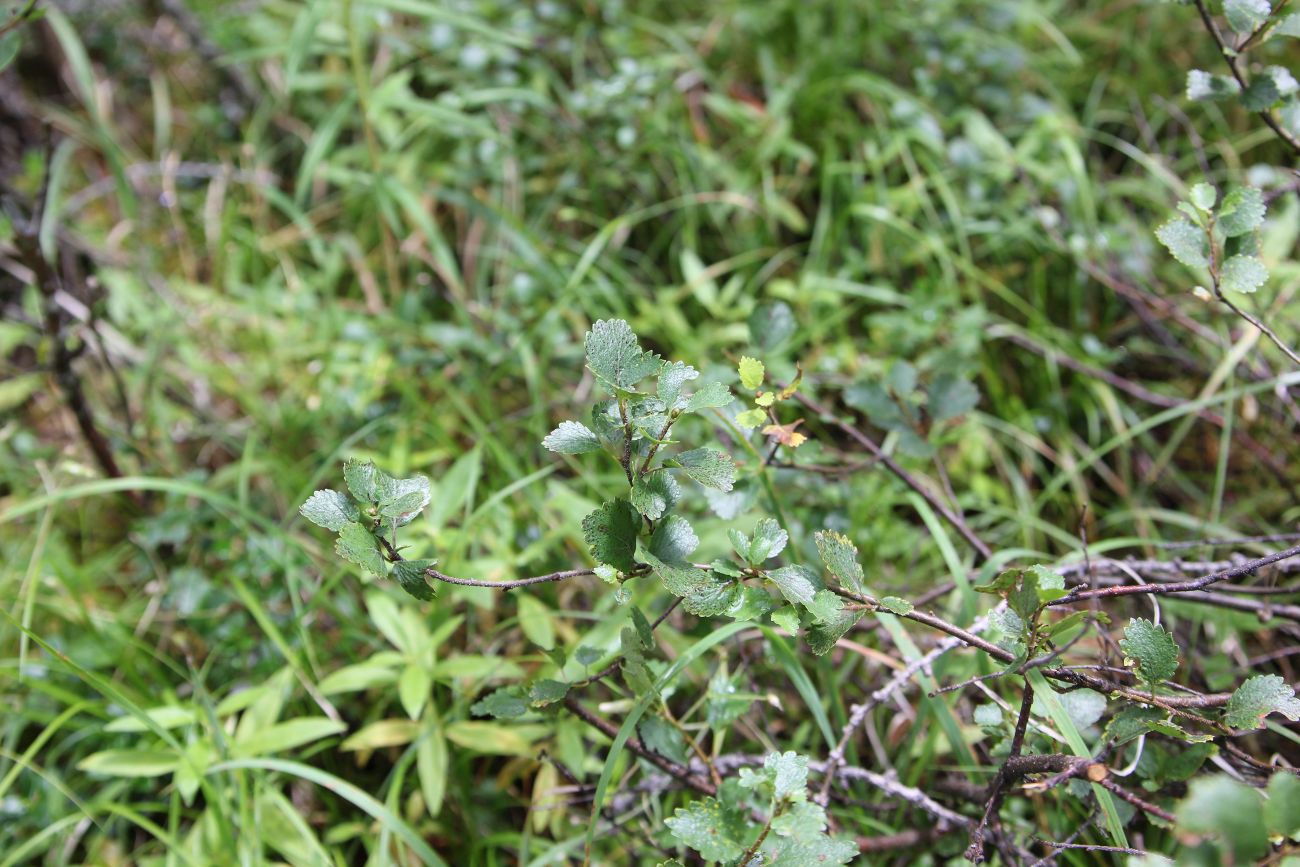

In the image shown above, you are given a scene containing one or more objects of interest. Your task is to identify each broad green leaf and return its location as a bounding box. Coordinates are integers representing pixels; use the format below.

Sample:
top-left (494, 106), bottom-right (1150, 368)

top-left (670, 448), bottom-right (736, 491)
top-left (581, 498), bottom-right (640, 572)
top-left (738, 356), bottom-right (765, 390)
top-left (444, 721), bottom-right (536, 756)
top-left (1176, 775), bottom-right (1269, 863)
top-left (974, 704), bottom-right (1003, 727)
top-left (749, 301), bottom-right (796, 350)
top-left (377, 473), bottom-right (431, 524)
top-left (400, 665), bottom-right (432, 718)
top-left (665, 797), bottom-right (748, 862)
top-left (234, 717), bottom-right (347, 757)
top-left (1187, 69), bottom-right (1242, 101)
top-left (643, 551), bottom-right (738, 616)
top-left (542, 420), bottom-right (603, 454)
top-left (1217, 186), bottom-right (1265, 236)
top-left (683, 381), bottom-right (733, 412)
top-left (1189, 183), bottom-right (1217, 212)
top-left (739, 751), bottom-right (808, 801)
top-left (584, 319), bottom-right (663, 392)
top-left (708, 671), bottom-right (759, 726)
top-left (471, 688), bottom-right (528, 719)
top-left (1266, 771), bottom-right (1300, 838)
top-left (0, 33), bottom-right (18, 75)
top-left (805, 604), bottom-right (863, 655)
top-left (1155, 217), bottom-right (1209, 268)
top-left (417, 722), bottom-right (448, 818)
top-left (1105, 705), bottom-right (1166, 745)
top-left (1274, 12), bottom-right (1300, 37)
top-left (336, 522), bottom-right (387, 577)
top-left (318, 663), bottom-right (399, 694)
top-left (1225, 0), bottom-right (1271, 33)
top-left (78, 750), bottom-right (178, 777)
top-left (630, 472), bottom-right (679, 520)
top-left (813, 530), bottom-right (866, 593)
top-left (767, 564), bottom-right (823, 607)
top-left (805, 589), bottom-right (844, 625)
top-left (1220, 255), bottom-right (1268, 293)
top-left (638, 715), bottom-right (688, 765)
top-left (736, 407), bottom-right (768, 429)
top-left (1243, 66), bottom-right (1299, 110)
top-left (928, 373), bottom-right (979, 422)
top-left (1224, 674), bottom-right (1300, 729)
top-left (300, 489), bottom-right (359, 531)
top-left (648, 515), bottom-right (699, 562)
top-left (657, 361), bottom-right (699, 408)
top-left (879, 596), bottom-right (913, 615)
top-left (344, 458), bottom-right (382, 504)
top-left (518, 594), bottom-right (556, 650)
top-left (392, 559), bottom-right (436, 600)
top-left (764, 799), bottom-right (859, 865)
top-left (1119, 618), bottom-right (1179, 688)
top-left (342, 719), bottom-right (421, 750)
top-left (175, 740), bottom-right (212, 805)
top-left (528, 679), bottom-right (569, 707)
top-left (747, 518), bottom-right (789, 563)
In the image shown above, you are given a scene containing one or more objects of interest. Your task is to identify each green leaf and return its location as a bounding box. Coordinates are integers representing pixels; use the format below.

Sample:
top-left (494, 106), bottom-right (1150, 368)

top-left (1189, 183), bottom-right (1218, 212)
top-left (1155, 217), bottom-right (1209, 268)
top-left (400, 665), bottom-right (431, 718)
top-left (1242, 66), bottom-right (1299, 110)
top-left (78, 749), bottom-right (178, 777)
top-left (749, 301), bottom-right (796, 350)
top-left (1266, 771), bottom-right (1300, 838)
top-left (739, 751), bottom-right (809, 801)
top-left (1225, 674), bottom-right (1300, 729)
top-left (341, 719), bottom-right (421, 751)
top-left (336, 522), bottom-right (387, 577)
top-left (671, 448), bottom-right (736, 491)
top-left (683, 381), bottom-right (733, 413)
top-left (1119, 618), bottom-right (1179, 688)
top-left (665, 797), bottom-right (748, 862)
top-left (471, 688), bottom-right (528, 719)
top-left (736, 407), bottom-right (768, 429)
top-left (582, 499), bottom-right (640, 572)
top-left (584, 319), bottom-right (664, 392)
top-left (879, 596), bottom-right (913, 615)
top-left (657, 361), bottom-right (699, 408)
top-left (542, 420), bottom-right (603, 454)
top-left (1187, 69), bottom-right (1242, 101)
top-left (0, 33), bottom-right (19, 75)
top-left (1217, 186), bottom-right (1265, 236)
top-left (643, 551), bottom-right (739, 617)
top-left (974, 704), bottom-right (1003, 727)
top-left (1225, 0), bottom-right (1271, 33)
top-left (727, 522), bottom-right (785, 567)
top-left (392, 560), bottom-right (436, 601)
top-left (528, 679), bottom-right (569, 707)
top-left (805, 606), bottom-right (863, 656)
top-left (319, 663), bottom-right (399, 695)
top-left (300, 489), bottom-right (360, 531)
top-left (1176, 775), bottom-right (1269, 862)
top-left (234, 717), bottom-right (347, 757)
top-left (928, 374), bottom-right (979, 422)
top-left (1220, 255), bottom-right (1268, 293)
top-left (1274, 12), bottom-right (1300, 37)
top-left (739, 356), bottom-right (766, 390)
top-left (1105, 705), bottom-right (1166, 745)
top-left (630, 471), bottom-right (680, 520)
top-left (805, 589), bottom-right (844, 625)
top-left (638, 715), bottom-right (688, 765)
top-left (648, 515), bottom-right (698, 562)
top-left (377, 473), bottom-right (431, 524)
top-left (765, 800), bottom-right (859, 865)
top-left (771, 606), bottom-right (801, 633)
top-left (518, 594), bottom-right (556, 650)
top-left (767, 565), bottom-right (823, 608)
top-left (344, 458), bottom-right (382, 504)
top-left (813, 530), bottom-right (866, 594)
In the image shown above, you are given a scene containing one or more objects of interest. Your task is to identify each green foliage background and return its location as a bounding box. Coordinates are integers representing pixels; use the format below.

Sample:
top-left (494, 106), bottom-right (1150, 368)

top-left (2, 0), bottom-right (1300, 864)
